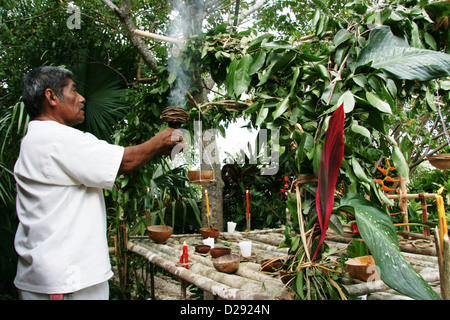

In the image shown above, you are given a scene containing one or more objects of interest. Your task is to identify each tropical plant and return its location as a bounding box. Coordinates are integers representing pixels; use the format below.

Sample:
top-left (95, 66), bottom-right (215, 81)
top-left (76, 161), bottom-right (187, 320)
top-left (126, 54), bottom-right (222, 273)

top-left (313, 103), bottom-right (345, 260)
top-left (340, 193), bottom-right (441, 300)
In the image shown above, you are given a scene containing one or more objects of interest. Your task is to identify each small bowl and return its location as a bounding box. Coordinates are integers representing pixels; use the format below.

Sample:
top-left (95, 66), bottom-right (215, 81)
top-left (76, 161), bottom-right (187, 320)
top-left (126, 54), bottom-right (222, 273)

top-left (260, 258), bottom-right (285, 272)
top-left (210, 247), bottom-right (231, 258)
top-left (195, 244), bottom-right (211, 253)
top-left (200, 227), bottom-right (220, 239)
top-left (345, 255), bottom-right (380, 282)
top-left (147, 225), bottom-right (173, 243)
top-left (427, 153), bottom-right (450, 169)
top-left (213, 254), bottom-right (240, 273)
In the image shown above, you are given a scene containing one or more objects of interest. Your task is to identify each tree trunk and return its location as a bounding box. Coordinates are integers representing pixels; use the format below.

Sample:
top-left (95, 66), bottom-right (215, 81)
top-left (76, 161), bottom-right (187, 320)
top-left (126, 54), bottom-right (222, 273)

top-left (201, 130), bottom-right (224, 231)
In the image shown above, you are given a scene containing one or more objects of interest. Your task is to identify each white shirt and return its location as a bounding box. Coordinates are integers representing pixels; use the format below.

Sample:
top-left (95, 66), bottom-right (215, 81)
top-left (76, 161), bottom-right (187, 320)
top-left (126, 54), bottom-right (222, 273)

top-left (13, 120), bottom-right (124, 294)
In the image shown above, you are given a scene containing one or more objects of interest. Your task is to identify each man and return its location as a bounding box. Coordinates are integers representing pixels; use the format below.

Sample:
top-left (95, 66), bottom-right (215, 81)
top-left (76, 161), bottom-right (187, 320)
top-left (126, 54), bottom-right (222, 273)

top-left (14, 66), bottom-right (184, 300)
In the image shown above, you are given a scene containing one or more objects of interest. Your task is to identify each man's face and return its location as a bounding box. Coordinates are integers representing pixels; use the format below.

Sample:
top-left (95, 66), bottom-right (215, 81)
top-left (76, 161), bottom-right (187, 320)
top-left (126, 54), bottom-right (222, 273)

top-left (57, 79), bottom-right (86, 126)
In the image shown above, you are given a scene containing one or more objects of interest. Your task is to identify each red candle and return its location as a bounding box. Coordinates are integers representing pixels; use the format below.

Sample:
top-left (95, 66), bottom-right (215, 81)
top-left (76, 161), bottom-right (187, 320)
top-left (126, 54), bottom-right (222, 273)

top-left (180, 241), bottom-right (189, 269)
top-left (246, 189), bottom-right (250, 217)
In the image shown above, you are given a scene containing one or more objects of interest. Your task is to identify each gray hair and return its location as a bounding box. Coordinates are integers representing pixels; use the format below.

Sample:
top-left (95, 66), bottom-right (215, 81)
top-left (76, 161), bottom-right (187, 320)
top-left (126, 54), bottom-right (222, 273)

top-left (21, 66), bottom-right (73, 119)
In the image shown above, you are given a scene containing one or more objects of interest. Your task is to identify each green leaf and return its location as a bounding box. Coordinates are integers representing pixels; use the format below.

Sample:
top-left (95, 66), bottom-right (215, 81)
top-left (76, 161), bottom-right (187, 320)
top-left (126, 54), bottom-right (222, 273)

top-left (392, 144), bottom-right (410, 182)
top-left (351, 155), bottom-right (372, 185)
top-left (233, 54), bottom-right (252, 97)
top-left (334, 29), bottom-right (353, 47)
top-left (256, 105), bottom-right (269, 126)
top-left (296, 269), bottom-right (305, 299)
top-left (366, 92), bottom-right (392, 114)
top-left (272, 96), bottom-right (290, 120)
top-left (340, 194), bottom-right (441, 300)
top-left (225, 58), bottom-right (238, 96)
top-left (356, 26), bottom-right (450, 81)
top-left (337, 91), bottom-right (355, 113)
top-left (351, 122), bottom-right (371, 141)
top-left (248, 50), bottom-right (266, 75)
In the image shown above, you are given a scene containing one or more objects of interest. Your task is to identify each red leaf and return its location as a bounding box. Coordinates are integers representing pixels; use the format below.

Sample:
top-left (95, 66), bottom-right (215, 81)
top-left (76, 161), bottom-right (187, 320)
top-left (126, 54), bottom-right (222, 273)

top-left (312, 103), bottom-right (345, 260)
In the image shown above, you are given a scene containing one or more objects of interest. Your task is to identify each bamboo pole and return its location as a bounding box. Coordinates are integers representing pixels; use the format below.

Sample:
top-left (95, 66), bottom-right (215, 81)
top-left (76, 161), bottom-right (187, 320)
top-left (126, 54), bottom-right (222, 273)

top-left (343, 268), bottom-right (440, 297)
top-left (134, 29), bottom-right (185, 45)
top-left (419, 193), bottom-right (431, 236)
top-left (387, 192), bottom-right (438, 236)
top-left (386, 193), bottom-right (439, 200)
top-left (397, 174), bottom-right (410, 233)
top-left (435, 227), bottom-right (450, 299)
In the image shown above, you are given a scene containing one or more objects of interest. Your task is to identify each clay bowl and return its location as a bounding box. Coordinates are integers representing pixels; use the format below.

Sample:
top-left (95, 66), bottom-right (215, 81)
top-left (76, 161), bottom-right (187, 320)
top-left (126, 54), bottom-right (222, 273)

top-left (345, 255), bottom-right (380, 282)
top-left (213, 254), bottom-right (240, 273)
top-left (260, 258), bottom-right (285, 272)
top-left (147, 225), bottom-right (173, 243)
top-left (200, 227), bottom-right (220, 239)
top-left (188, 170), bottom-right (214, 181)
top-left (195, 244), bottom-right (211, 254)
top-left (427, 153), bottom-right (450, 169)
top-left (210, 247), bottom-right (231, 258)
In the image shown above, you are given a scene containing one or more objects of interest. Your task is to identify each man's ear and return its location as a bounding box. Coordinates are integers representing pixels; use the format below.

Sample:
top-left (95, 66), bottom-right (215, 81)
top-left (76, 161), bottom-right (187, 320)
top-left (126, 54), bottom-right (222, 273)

top-left (44, 88), bottom-right (59, 107)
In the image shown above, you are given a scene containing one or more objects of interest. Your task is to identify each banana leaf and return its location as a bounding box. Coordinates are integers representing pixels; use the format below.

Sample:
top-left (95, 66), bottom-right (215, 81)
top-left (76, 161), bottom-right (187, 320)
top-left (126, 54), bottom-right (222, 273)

top-left (356, 26), bottom-right (450, 81)
top-left (340, 193), bottom-right (441, 300)
top-left (312, 103), bottom-right (345, 260)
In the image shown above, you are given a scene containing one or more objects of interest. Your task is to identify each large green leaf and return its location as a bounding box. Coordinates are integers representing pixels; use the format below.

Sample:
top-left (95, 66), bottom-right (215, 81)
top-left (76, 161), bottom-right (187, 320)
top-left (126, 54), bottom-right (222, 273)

top-left (356, 26), bottom-right (450, 81)
top-left (233, 54), bottom-right (252, 97)
top-left (72, 63), bottom-right (128, 142)
top-left (340, 193), bottom-right (441, 300)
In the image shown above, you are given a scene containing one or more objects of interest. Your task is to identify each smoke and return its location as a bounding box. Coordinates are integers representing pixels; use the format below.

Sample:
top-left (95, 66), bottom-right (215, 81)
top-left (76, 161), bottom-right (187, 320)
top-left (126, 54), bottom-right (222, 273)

top-left (167, 0), bottom-right (204, 108)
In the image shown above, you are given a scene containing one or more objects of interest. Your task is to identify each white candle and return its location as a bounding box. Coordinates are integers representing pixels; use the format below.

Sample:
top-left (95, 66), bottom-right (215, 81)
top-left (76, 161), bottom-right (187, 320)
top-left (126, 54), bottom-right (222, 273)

top-left (203, 237), bottom-right (214, 248)
top-left (239, 241), bottom-right (252, 257)
top-left (227, 221), bottom-right (237, 233)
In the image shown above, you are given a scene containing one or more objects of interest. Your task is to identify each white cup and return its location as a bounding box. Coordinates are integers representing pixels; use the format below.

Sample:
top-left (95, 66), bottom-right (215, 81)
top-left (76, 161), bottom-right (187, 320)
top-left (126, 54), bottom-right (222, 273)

top-left (203, 237), bottom-right (214, 249)
top-left (239, 241), bottom-right (252, 257)
top-left (227, 221), bottom-right (237, 233)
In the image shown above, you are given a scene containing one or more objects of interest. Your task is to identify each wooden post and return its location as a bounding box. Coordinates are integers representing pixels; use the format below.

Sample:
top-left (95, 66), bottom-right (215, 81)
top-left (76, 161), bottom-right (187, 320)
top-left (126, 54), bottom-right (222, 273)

top-left (419, 193), bottom-right (431, 236)
top-left (398, 174), bottom-right (409, 233)
top-left (181, 280), bottom-right (187, 300)
top-left (117, 219), bottom-right (130, 300)
top-left (150, 262), bottom-right (155, 300)
top-left (435, 227), bottom-right (450, 299)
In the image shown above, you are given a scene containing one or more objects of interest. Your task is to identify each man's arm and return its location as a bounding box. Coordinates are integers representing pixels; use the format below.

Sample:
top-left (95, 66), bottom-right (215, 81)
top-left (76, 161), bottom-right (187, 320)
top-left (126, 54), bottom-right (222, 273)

top-left (118, 128), bottom-right (184, 175)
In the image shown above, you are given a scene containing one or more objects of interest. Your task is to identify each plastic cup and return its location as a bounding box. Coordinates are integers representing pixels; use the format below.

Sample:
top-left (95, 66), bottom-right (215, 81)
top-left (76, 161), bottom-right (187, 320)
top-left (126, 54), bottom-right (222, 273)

top-left (239, 241), bottom-right (252, 257)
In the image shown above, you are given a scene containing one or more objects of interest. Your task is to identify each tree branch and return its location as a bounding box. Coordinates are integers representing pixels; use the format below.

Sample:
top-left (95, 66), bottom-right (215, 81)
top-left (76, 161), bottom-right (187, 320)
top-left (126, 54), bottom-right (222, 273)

top-left (101, 0), bottom-right (159, 73)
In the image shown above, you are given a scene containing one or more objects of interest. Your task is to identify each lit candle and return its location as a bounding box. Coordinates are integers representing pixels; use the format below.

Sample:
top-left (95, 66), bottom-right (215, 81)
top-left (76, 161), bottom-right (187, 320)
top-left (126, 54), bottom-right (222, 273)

top-left (145, 187), bottom-right (150, 208)
top-left (203, 237), bottom-right (214, 248)
top-left (246, 189), bottom-right (249, 218)
top-left (205, 189), bottom-right (210, 218)
top-left (436, 194), bottom-right (448, 252)
top-left (246, 189), bottom-right (250, 233)
top-left (205, 189), bottom-right (211, 227)
top-left (180, 241), bottom-right (189, 269)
